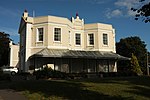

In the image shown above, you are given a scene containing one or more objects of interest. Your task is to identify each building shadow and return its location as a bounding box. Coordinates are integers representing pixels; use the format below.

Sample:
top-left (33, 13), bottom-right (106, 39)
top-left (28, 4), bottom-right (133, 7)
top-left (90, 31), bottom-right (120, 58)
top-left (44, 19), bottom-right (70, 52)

top-left (0, 79), bottom-right (134, 100)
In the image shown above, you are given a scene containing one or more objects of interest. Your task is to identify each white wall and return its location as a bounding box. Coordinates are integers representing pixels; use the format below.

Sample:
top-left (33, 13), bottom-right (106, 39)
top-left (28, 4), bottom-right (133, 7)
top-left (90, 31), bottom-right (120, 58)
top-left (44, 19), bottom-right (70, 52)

top-left (9, 43), bottom-right (19, 67)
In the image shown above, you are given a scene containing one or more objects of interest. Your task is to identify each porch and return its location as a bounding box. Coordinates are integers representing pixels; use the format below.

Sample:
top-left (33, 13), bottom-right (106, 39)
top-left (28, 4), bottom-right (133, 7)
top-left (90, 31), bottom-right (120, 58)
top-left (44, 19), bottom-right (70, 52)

top-left (27, 48), bottom-right (129, 74)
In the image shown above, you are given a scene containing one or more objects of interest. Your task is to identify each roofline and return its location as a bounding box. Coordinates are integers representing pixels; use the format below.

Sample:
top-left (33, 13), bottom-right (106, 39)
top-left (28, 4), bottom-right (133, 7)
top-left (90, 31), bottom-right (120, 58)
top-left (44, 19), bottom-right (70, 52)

top-left (32, 15), bottom-right (72, 23)
top-left (84, 23), bottom-right (113, 27)
top-left (29, 48), bottom-right (130, 60)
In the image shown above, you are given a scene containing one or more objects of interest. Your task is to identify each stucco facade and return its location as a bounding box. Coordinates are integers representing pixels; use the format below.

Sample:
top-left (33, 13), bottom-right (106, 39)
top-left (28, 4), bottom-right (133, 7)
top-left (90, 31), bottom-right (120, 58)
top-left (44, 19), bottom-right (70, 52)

top-left (9, 41), bottom-right (19, 68)
top-left (16, 10), bottom-right (127, 73)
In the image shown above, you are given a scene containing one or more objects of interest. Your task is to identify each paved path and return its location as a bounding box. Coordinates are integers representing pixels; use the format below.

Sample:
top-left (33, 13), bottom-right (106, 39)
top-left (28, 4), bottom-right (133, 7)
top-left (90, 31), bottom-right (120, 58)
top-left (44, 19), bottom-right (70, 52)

top-left (0, 89), bottom-right (27, 100)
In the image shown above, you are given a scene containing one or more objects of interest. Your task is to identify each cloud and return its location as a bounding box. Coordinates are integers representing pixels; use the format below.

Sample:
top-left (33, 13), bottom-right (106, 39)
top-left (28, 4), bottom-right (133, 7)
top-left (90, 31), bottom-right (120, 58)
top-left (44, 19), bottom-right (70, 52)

top-left (84, 0), bottom-right (111, 4)
top-left (105, 0), bottom-right (150, 18)
top-left (114, 0), bottom-right (140, 17)
top-left (106, 9), bottom-right (122, 19)
top-left (114, 0), bottom-right (150, 17)
top-left (111, 9), bottom-right (123, 17)
top-left (127, 10), bottom-right (137, 17)
top-left (114, 0), bottom-right (139, 9)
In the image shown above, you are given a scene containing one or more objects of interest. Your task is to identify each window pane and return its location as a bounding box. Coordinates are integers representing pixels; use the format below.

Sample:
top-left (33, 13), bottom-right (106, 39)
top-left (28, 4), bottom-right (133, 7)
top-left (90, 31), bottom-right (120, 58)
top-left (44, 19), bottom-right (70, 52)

top-left (103, 34), bottom-right (108, 45)
top-left (54, 28), bottom-right (61, 41)
top-left (88, 34), bottom-right (94, 45)
top-left (103, 61), bottom-right (108, 72)
top-left (75, 33), bottom-right (80, 45)
top-left (38, 28), bottom-right (43, 41)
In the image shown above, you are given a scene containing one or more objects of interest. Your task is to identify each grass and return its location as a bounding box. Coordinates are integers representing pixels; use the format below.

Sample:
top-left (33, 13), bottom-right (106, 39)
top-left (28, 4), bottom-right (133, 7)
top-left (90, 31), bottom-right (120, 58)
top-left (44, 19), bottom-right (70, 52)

top-left (0, 76), bottom-right (150, 100)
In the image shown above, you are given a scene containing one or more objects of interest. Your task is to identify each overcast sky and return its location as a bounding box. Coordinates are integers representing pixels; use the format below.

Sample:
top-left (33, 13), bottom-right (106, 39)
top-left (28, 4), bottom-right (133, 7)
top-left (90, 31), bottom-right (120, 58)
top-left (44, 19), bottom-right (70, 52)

top-left (0, 0), bottom-right (150, 51)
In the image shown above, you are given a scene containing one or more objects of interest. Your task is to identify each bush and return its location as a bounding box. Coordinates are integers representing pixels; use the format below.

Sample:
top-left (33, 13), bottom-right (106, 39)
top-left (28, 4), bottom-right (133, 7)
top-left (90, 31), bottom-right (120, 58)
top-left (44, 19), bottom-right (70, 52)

top-left (33, 67), bottom-right (68, 79)
top-left (0, 73), bottom-right (10, 81)
top-left (16, 72), bottom-right (31, 76)
top-left (131, 53), bottom-right (143, 76)
top-left (0, 68), bottom-right (10, 81)
top-left (116, 71), bottom-right (137, 77)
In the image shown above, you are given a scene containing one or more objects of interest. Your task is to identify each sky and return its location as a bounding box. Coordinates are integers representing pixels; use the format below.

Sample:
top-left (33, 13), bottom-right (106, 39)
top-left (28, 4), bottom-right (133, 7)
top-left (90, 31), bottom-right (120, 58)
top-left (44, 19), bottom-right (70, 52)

top-left (0, 0), bottom-right (150, 51)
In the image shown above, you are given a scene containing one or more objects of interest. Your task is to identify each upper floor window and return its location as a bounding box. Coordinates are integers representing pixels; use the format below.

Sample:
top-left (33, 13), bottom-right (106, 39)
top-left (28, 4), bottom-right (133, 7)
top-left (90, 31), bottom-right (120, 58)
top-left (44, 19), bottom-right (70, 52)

top-left (54, 28), bottom-right (61, 41)
top-left (75, 33), bottom-right (81, 45)
top-left (37, 28), bottom-right (43, 41)
top-left (103, 33), bottom-right (108, 45)
top-left (69, 31), bottom-right (71, 45)
top-left (88, 34), bottom-right (94, 45)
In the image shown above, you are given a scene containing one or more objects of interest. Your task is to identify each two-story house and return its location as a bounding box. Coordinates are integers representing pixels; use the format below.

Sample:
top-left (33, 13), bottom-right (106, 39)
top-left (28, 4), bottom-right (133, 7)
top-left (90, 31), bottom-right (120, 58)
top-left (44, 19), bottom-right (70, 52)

top-left (15, 10), bottom-right (128, 73)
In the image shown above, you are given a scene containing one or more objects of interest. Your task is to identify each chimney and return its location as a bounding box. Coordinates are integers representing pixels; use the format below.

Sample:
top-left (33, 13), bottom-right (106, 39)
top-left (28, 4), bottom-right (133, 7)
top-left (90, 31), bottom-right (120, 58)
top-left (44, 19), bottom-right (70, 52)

top-left (76, 12), bottom-right (79, 17)
top-left (76, 12), bottom-right (79, 19)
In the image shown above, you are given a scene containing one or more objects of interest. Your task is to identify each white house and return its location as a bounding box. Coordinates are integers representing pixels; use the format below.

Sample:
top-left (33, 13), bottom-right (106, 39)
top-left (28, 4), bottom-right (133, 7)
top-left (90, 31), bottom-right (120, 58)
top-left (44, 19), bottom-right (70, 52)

top-left (10, 10), bottom-right (128, 73)
top-left (9, 41), bottom-right (19, 68)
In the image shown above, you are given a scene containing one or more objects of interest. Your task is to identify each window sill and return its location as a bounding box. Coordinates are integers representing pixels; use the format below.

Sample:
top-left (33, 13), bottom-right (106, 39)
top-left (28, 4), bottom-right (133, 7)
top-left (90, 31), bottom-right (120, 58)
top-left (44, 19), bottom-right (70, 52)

top-left (102, 44), bottom-right (109, 47)
top-left (36, 41), bottom-right (43, 43)
top-left (87, 45), bottom-right (94, 47)
top-left (75, 45), bottom-right (81, 47)
top-left (53, 41), bottom-right (61, 43)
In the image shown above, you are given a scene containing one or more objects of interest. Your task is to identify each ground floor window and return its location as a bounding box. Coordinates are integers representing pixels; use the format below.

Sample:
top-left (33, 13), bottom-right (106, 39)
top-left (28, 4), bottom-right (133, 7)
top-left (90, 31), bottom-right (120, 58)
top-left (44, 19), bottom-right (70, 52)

top-left (29, 58), bottom-right (116, 73)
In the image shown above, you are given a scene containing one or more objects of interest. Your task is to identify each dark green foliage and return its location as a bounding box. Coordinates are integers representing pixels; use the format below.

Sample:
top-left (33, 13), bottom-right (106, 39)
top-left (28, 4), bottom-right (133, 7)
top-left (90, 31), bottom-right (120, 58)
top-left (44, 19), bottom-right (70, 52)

top-left (116, 36), bottom-right (147, 74)
top-left (131, 0), bottom-right (150, 23)
top-left (0, 32), bottom-right (11, 67)
top-left (131, 53), bottom-right (143, 75)
top-left (148, 52), bottom-right (150, 66)
top-left (0, 73), bottom-right (10, 81)
top-left (33, 67), bottom-right (67, 79)
top-left (0, 69), bottom-right (10, 81)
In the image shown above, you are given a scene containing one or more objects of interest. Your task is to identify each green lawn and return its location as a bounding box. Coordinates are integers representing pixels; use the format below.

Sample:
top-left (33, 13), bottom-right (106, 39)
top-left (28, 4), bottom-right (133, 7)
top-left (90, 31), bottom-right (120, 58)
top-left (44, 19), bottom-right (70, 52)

top-left (0, 76), bottom-right (150, 100)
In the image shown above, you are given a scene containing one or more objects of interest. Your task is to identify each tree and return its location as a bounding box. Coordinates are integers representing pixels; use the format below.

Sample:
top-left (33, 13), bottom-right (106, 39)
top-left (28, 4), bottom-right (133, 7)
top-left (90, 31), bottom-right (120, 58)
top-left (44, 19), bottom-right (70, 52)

top-left (131, 0), bottom-right (150, 23)
top-left (116, 36), bottom-right (147, 74)
top-left (148, 52), bottom-right (150, 65)
top-left (0, 32), bottom-right (11, 67)
top-left (130, 53), bottom-right (143, 75)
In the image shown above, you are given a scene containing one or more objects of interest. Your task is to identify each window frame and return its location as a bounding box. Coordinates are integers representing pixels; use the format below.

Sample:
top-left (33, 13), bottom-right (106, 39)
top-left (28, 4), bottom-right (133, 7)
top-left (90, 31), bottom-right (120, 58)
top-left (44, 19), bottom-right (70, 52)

top-left (88, 33), bottom-right (94, 46)
top-left (75, 33), bottom-right (81, 45)
top-left (103, 33), bottom-right (108, 45)
top-left (54, 27), bottom-right (61, 42)
top-left (36, 27), bottom-right (44, 42)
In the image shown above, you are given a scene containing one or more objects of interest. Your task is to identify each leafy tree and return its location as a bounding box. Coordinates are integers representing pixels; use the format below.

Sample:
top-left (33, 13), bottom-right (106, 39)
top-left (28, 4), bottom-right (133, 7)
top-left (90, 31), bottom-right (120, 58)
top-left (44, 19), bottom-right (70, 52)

top-left (0, 32), bottom-right (11, 67)
top-left (148, 52), bottom-right (150, 65)
top-left (130, 53), bottom-right (143, 75)
top-left (116, 36), bottom-right (147, 74)
top-left (131, 0), bottom-right (150, 23)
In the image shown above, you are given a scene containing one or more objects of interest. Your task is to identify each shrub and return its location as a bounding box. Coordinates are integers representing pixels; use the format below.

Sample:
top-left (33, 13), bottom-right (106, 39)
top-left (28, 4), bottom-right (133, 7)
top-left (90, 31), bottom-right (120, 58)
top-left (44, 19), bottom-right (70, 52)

top-left (0, 68), bottom-right (10, 81)
top-left (131, 53), bottom-right (143, 76)
top-left (33, 67), bottom-right (67, 79)
top-left (0, 73), bottom-right (10, 81)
